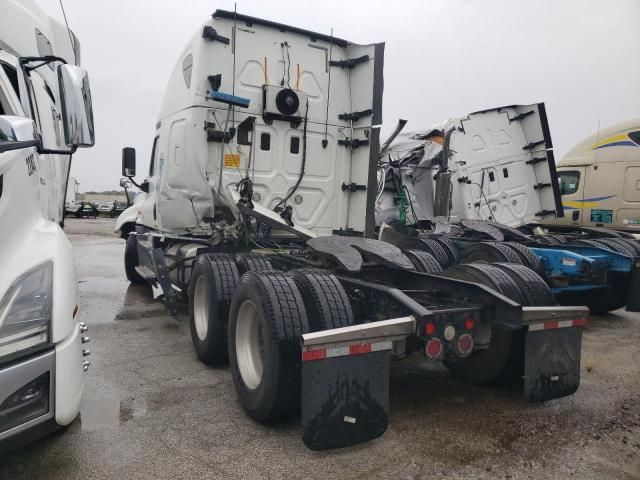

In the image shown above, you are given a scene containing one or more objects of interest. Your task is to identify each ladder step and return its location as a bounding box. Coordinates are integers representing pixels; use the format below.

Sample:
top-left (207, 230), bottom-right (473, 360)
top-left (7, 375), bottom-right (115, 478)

top-left (135, 265), bottom-right (156, 281)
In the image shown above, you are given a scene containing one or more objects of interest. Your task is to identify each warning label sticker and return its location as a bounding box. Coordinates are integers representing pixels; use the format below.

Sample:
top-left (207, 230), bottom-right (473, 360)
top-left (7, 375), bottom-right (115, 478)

top-left (590, 209), bottom-right (613, 224)
top-left (562, 258), bottom-right (577, 267)
top-left (224, 154), bottom-right (240, 169)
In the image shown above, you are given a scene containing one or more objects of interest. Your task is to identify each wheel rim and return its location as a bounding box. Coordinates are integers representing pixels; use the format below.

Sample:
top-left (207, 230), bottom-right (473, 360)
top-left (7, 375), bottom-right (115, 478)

top-left (193, 275), bottom-right (209, 341)
top-left (235, 299), bottom-right (264, 390)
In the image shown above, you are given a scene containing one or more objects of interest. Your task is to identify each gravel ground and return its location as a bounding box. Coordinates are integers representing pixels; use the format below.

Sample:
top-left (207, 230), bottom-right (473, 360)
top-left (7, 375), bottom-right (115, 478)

top-left (1, 218), bottom-right (639, 479)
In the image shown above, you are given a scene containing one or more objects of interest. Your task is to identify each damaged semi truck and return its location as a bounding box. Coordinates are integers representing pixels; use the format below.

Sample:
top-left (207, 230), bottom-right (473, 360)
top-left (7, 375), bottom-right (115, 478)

top-left (116, 10), bottom-right (589, 450)
top-left (0, 0), bottom-right (95, 450)
top-left (374, 108), bottom-right (640, 314)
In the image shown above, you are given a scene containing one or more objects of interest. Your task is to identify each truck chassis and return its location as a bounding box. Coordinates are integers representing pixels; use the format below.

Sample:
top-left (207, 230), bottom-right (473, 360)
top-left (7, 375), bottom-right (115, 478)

top-left (126, 208), bottom-right (587, 450)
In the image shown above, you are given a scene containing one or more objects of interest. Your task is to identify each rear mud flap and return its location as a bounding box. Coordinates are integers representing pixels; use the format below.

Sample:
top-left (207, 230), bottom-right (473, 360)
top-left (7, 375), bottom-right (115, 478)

top-left (524, 327), bottom-right (582, 402)
top-left (626, 259), bottom-right (640, 312)
top-left (301, 351), bottom-right (390, 451)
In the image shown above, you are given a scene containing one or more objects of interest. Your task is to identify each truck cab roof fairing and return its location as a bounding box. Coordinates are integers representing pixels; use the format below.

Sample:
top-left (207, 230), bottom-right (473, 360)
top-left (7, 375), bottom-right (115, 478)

top-left (212, 10), bottom-right (349, 48)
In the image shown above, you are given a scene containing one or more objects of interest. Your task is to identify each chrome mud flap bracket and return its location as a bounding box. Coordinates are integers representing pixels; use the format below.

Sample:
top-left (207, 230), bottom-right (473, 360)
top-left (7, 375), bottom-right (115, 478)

top-left (300, 316), bottom-right (415, 450)
top-left (522, 306), bottom-right (588, 402)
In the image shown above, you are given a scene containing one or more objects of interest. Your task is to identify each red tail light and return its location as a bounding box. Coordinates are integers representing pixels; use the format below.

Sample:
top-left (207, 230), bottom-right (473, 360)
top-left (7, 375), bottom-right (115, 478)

top-left (424, 322), bottom-right (436, 336)
top-left (457, 334), bottom-right (474, 357)
top-left (464, 317), bottom-right (474, 330)
top-left (425, 338), bottom-right (443, 359)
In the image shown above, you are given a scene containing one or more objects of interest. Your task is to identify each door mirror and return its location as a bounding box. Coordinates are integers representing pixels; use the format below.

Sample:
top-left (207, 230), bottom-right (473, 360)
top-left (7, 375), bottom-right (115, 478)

top-left (57, 64), bottom-right (95, 148)
top-left (0, 116), bottom-right (39, 154)
top-left (122, 147), bottom-right (136, 176)
top-left (119, 177), bottom-right (132, 189)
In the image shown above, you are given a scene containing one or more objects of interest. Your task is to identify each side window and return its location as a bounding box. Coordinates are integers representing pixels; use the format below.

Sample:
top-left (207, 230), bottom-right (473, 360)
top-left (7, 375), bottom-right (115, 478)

top-left (1, 63), bottom-right (20, 102)
top-left (0, 78), bottom-right (14, 115)
top-left (629, 131), bottom-right (640, 146)
top-left (558, 171), bottom-right (580, 195)
top-left (35, 29), bottom-right (54, 71)
top-left (149, 136), bottom-right (159, 176)
top-left (182, 54), bottom-right (193, 89)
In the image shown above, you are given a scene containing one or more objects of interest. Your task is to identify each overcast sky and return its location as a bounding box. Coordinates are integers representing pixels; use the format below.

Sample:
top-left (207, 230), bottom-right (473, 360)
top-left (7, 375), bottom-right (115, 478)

top-left (36, 0), bottom-right (640, 192)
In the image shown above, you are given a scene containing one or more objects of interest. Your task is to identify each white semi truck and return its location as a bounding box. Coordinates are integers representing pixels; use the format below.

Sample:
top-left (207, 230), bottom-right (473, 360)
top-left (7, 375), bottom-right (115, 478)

top-left (0, 0), bottom-right (95, 451)
top-left (117, 10), bottom-right (588, 450)
top-left (373, 111), bottom-right (640, 314)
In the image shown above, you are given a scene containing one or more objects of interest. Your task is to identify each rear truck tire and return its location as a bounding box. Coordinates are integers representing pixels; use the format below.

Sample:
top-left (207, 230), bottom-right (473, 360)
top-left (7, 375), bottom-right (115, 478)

top-left (403, 250), bottom-right (443, 275)
top-left (440, 263), bottom-right (529, 384)
top-left (188, 254), bottom-right (239, 366)
top-left (570, 239), bottom-right (610, 250)
top-left (534, 234), bottom-right (562, 245)
top-left (432, 238), bottom-right (460, 266)
top-left (289, 269), bottom-right (354, 331)
top-left (595, 238), bottom-right (636, 257)
top-left (461, 242), bottom-right (523, 265)
top-left (124, 234), bottom-right (146, 284)
top-left (228, 271), bottom-right (310, 422)
top-left (503, 242), bottom-right (545, 276)
top-left (582, 289), bottom-right (626, 314)
top-left (418, 238), bottom-right (451, 268)
top-left (235, 253), bottom-right (273, 275)
top-left (605, 238), bottom-right (640, 256)
top-left (493, 263), bottom-right (557, 307)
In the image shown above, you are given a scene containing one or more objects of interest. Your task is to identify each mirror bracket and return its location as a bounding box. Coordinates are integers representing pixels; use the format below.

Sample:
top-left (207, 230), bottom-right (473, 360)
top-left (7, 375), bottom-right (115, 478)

top-left (37, 145), bottom-right (78, 155)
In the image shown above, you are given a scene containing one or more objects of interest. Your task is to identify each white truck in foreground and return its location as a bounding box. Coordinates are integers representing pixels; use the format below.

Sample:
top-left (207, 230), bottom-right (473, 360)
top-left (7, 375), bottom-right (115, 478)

top-left (116, 10), bottom-right (588, 450)
top-left (0, 0), bottom-right (95, 452)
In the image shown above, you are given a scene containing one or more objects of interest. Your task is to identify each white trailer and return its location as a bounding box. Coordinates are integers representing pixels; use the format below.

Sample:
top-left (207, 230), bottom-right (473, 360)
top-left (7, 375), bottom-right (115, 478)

top-left (0, 0), bottom-right (95, 451)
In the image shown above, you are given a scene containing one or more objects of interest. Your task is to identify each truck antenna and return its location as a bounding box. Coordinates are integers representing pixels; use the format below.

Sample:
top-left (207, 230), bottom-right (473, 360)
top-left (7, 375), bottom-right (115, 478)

top-left (231, 3), bottom-right (238, 127)
top-left (58, 0), bottom-right (77, 65)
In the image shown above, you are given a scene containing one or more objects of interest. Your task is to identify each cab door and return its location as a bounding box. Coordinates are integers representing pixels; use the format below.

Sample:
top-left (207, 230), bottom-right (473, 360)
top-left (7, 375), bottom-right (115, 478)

top-left (557, 167), bottom-right (586, 225)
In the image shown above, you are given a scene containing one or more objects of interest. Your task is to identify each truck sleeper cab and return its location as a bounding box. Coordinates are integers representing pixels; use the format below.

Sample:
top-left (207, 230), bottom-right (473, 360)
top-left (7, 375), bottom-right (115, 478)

top-left (117, 10), bottom-right (588, 450)
top-left (0, 0), bottom-right (95, 452)
top-left (551, 119), bottom-right (640, 233)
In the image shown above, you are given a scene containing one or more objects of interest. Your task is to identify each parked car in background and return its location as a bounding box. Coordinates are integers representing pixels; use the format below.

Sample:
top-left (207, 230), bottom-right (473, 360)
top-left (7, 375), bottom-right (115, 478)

top-left (65, 201), bottom-right (81, 216)
top-left (97, 202), bottom-right (115, 216)
top-left (74, 201), bottom-right (98, 218)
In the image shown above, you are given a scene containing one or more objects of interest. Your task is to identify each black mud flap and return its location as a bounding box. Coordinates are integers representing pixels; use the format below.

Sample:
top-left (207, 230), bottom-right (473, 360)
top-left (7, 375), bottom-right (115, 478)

top-left (524, 327), bottom-right (582, 402)
top-left (301, 351), bottom-right (390, 451)
top-left (626, 258), bottom-right (640, 312)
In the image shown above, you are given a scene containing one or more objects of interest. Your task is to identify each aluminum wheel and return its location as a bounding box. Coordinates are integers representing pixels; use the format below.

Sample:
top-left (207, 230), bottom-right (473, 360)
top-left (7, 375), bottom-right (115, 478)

top-left (193, 275), bottom-right (209, 341)
top-left (235, 299), bottom-right (264, 390)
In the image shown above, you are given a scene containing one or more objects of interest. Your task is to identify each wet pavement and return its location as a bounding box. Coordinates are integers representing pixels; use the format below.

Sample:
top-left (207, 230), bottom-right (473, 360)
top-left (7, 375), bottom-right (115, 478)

top-left (1, 218), bottom-right (639, 479)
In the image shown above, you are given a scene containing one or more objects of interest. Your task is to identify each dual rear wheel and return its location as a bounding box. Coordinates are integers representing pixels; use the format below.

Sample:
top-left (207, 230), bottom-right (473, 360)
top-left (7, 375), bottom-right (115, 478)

top-left (188, 254), bottom-right (353, 422)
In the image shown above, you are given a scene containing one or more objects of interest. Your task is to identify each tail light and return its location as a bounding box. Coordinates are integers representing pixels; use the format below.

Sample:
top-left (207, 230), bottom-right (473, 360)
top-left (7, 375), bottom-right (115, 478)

top-left (424, 322), bottom-right (436, 336)
top-left (425, 338), bottom-right (443, 360)
top-left (464, 317), bottom-right (475, 330)
top-left (457, 334), bottom-right (474, 357)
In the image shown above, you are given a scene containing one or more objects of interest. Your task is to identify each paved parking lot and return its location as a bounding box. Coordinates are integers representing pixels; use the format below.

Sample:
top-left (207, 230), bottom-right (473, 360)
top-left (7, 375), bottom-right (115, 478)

top-left (1, 218), bottom-right (639, 479)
